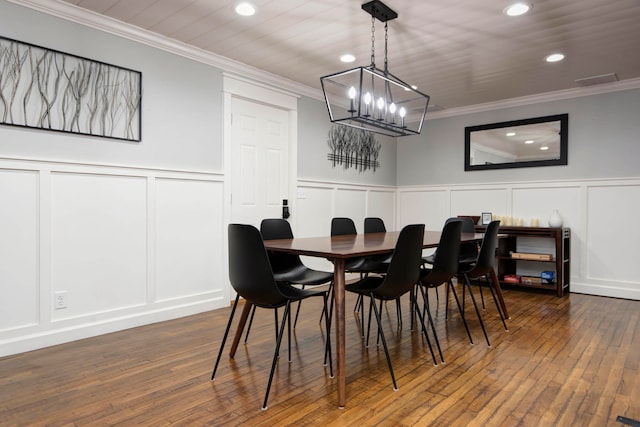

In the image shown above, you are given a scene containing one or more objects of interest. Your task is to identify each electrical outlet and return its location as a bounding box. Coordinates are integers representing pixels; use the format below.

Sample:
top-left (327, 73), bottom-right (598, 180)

top-left (54, 291), bottom-right (68, 309)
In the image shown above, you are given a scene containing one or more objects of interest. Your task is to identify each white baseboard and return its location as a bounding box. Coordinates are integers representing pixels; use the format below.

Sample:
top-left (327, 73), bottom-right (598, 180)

top-left (0, 299), bottom-right (222, 357)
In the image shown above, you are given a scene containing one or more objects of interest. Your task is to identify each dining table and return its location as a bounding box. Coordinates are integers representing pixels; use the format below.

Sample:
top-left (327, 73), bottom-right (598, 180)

top-left (228, 229), bottom-right (507, 408)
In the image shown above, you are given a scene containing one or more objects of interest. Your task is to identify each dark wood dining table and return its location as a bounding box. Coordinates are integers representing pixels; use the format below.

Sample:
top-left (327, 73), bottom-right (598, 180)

top-left (228, 230), bottom-right (507, 408)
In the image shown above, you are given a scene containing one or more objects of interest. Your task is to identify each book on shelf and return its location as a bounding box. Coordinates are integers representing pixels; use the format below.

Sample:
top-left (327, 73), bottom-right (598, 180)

top-left (510, 252), bottom-right (553, 261)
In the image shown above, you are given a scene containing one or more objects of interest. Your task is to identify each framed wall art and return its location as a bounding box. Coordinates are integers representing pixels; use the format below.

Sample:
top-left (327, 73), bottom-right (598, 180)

top-left (0, 35), bottom-right (142, 142)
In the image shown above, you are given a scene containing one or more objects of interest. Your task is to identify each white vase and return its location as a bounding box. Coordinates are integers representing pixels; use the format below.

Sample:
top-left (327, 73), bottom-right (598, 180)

top-left (548, 209), bottom-right (563, 227)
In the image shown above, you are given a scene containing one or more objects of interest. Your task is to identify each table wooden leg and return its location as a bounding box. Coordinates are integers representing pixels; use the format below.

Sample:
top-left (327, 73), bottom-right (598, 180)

top-left (333, 258), bottom-right (346, 409)
top-left (489, 269), bottom-right (509, 319)
top-left (229, 301), bottom-right (253, 358)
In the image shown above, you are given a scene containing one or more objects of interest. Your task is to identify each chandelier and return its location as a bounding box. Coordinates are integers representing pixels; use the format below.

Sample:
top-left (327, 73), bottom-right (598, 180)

top-left (320, 0), bottom-right (430, 138)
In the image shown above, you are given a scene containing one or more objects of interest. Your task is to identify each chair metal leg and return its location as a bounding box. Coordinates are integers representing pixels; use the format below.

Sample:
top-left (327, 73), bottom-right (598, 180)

top-left (244, 304), bottom-right (257, 344)
top-left (410, 289), bottom-right (438, 365)
top-left (463, 274), bottom-right (491, 347)
top-left (485, 274), bottom-right (509, 331)
top-left (445, 280), bottom-right (451, 320)
top-left (418, 285), bottom-right (445, 363)
top-left (211, 295), bottom-right (240, 380)
top-left (365, 297), bottom-right (374, 347)
top-left (448, 280), bottom-right (475, 345)
top-left (288, 304), bottom-right (292, 362)
top-left (322, 293), bottom-right (334, 377)
top-left (263, 301), bottom-right (291, 410)
top-left (354, 294), bottom-right (362, 312)
top-left (395, 297), bottom-right (403, 329)
top-left (370, 293), bottom-right (398, 390)
top-left (319, 281), bottom-right (334, 324)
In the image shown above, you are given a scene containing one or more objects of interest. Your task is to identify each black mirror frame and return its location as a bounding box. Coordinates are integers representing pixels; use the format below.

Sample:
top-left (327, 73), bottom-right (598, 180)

top-left (464, 113), bottom-right (569, 171)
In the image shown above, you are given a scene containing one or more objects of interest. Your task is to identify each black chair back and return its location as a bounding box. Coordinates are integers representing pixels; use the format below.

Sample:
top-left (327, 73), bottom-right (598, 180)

top-left (228, 224), bottom-right (284, 307)
top-left (260, 218), bottom-right (294, 240)
top-left (424, 220), bottom-right (462, 285)
top-left (260, 219), bottom-right (306, 274)
top-left (364, 217), bottom-right (387, 233)
top-left (373, 224), bottom-right (425, 300)
top-left (472, 220), bottom-right (500, 273)
top-left (331, 217), bottom-right (357, 236)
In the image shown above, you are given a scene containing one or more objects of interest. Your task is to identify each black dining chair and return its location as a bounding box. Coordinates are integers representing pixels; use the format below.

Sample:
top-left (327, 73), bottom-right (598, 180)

top-left (332, 217), bottom-right (386, 336)
top-left (331, 217), bottom-right (385, 276)
top-left (260, 218), bottom-right (333, 326)
top-left (459, 220), bottom-right (508, 344)
top-left (363, 217), bottom-right (402, 323)
top-left (416, 219), bottom-right (476, 363)
top-left (363, 217), bottom-right (394, 267)
top-left (422, 216), bottom-right (478, 266)
top-left (422, 216), bottom-right (478, 307)
top-left (211, 224), bottom-right (333, 410)
top-left (346, 224), bottom-right (438, 390)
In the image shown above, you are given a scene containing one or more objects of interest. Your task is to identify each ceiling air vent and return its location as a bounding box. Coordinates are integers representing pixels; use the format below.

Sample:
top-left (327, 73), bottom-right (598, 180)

top-left (574, 73), bottom-right (618, 87)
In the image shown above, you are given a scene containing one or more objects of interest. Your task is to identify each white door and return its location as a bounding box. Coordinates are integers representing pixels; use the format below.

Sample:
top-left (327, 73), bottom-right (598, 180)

top-left (231, 97), bottom-right (290, 226)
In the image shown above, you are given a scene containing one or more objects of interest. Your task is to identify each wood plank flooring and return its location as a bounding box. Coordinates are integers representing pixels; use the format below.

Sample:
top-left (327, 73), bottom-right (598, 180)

top-left (1, 286), bottom-right (638, 426)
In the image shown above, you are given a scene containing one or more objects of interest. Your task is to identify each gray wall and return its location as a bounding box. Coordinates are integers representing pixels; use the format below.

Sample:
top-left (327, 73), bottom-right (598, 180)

top-left (297, 96), bottom-right (397, 186)
top-left (0, 1), bottom-right (223, 173)
top-left (398, 89), bottom-right (640, 185)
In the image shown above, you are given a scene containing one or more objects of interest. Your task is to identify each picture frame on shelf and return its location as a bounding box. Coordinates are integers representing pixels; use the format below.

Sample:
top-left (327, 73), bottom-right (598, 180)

top-left (482, 212), bottom-right (492, 225)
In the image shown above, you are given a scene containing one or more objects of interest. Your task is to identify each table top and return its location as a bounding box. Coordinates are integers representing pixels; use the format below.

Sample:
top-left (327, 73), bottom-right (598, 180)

top-left (263, 231), bottom-right (484, 259)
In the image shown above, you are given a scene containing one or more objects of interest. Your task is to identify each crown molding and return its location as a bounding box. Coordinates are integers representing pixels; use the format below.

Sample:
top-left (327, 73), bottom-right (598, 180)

top-left (7, 0), bottom-right (322, 100)
top-left (426, 78), bottom-right (640, 120)
top-left (8, 0), bottom-right (640, 119)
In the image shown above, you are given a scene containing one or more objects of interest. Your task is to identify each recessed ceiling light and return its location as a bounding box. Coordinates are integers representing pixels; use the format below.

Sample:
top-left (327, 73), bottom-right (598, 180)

top-left (503, 2), bottom-right (532, 17)
top-left (545, 53), bottom-right (565, 63)
top-left (540, 146), bottom-right (549, 150)
top-left (340, 54), bottom-right (355, 63)
top-left (506, 132), bottom-right (516, 136)
top-left (525, 140), bottom-right (535, 144)
top-left (235, 2), bottom-right (256, 16)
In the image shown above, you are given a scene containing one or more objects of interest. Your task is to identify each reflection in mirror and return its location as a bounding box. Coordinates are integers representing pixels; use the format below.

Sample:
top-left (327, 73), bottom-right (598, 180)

top-left (465, 114), bottom-right (568, 171)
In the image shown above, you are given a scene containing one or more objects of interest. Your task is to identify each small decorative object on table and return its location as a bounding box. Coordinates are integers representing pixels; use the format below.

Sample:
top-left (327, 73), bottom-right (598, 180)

top-left (548, 209), bottom-right (563, 227)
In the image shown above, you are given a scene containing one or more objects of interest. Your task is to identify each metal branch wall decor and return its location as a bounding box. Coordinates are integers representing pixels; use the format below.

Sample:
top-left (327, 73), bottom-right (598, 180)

top-left (0, 36), bottom-right (142, 142)
top-left (327, 125), bottom-right (381, 172)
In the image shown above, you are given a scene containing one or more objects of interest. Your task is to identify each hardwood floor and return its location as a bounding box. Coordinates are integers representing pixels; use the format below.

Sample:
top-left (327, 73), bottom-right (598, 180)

top-left (1, 286), bottom-right (638, 426)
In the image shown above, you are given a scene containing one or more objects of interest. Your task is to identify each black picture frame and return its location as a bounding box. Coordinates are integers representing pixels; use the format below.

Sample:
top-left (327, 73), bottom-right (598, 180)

top-left (465, 114), bottom-right (568, 171)
top-left (0, 35), bottom-right (142, 142)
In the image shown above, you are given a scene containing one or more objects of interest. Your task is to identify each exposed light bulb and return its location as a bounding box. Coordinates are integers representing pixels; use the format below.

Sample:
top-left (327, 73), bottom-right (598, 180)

top-left (348, 87), bottom-right (357, 113)
top-left (363, 92), bottom-right (372, 116)
top-left (376, 97), bottom-right (385, 120)
top-left (389, 103), bottom-right (397, 123)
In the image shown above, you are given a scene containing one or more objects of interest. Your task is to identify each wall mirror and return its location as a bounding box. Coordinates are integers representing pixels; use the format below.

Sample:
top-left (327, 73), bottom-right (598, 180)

top-left (465, 114), bottom-right (568, 171)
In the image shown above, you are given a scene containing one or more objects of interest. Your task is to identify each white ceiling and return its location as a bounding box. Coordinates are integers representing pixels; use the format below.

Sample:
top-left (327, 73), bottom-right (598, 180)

top-left (31, 0), bottom-right (640, 112)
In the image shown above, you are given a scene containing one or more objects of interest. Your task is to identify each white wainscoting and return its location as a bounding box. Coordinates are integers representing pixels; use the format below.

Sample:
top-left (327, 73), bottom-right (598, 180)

top-left (296, 178), bottom-right (640, 300)
top-left (397, 178), bottom-right (640, 300)
top-left (294, 180), bottom-right (396, 272)
top-left (0, 158), bottom-right (227, 357)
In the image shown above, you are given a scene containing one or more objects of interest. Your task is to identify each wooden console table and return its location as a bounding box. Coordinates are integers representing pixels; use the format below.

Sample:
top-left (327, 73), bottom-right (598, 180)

top-left (475, 225), bottom-right (570, 297)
